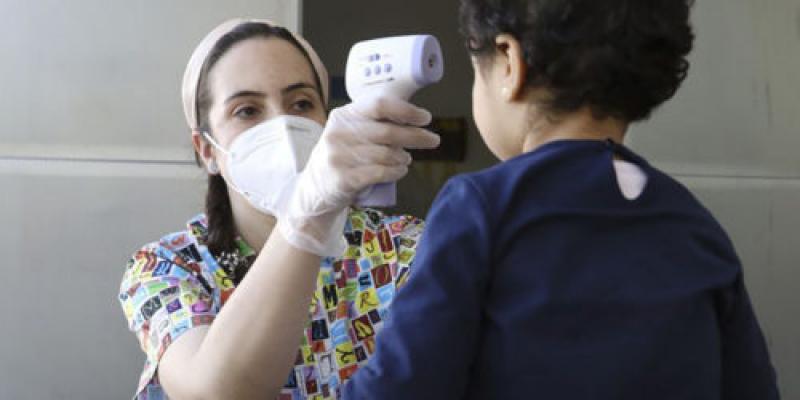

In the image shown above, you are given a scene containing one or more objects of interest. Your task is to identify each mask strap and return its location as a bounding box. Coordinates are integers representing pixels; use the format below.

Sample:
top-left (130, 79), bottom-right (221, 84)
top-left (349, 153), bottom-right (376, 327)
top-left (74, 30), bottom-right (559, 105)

top-left (202, 131), bottom-right (249, 197)
top-left (202, 131), bottom-right (229, 155)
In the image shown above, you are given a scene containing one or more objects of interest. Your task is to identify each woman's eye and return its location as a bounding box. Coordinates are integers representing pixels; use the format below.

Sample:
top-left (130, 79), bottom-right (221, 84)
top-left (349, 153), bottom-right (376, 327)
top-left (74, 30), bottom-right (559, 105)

top-left (233, 105), bottom-right (260, 119)
top-left (292, 99), bottom-right (314, 113)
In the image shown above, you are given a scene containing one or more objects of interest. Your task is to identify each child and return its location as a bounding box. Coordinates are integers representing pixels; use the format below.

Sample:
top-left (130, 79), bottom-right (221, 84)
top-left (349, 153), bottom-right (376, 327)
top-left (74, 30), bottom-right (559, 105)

top-left (342, 0), bottom-right (779, 399)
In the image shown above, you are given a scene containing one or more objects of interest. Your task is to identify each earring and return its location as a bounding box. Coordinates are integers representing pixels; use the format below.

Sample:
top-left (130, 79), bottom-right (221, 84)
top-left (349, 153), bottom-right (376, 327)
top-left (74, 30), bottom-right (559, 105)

top-left (501, 87), bottom-right (511, 100)
top-left (207, 159), bottom-right (220, 175)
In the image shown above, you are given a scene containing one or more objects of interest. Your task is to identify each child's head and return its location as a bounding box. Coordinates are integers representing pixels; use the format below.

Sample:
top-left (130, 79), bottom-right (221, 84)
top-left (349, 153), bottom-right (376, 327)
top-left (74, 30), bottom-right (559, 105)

top-left (459, 0), bottom-right (695, 157)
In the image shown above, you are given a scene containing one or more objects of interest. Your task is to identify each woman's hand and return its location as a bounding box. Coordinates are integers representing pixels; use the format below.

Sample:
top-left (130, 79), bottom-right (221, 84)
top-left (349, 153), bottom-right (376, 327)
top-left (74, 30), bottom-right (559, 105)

top-left (279, 95), bottom-right (440, 257)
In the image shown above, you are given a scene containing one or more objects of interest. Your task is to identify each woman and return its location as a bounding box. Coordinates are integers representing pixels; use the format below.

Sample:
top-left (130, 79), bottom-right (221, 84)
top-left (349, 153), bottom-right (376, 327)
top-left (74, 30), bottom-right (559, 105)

top-left (343, 0), bottom-right (779, 398)
top-left (118, 18), bottom-right (439, 399)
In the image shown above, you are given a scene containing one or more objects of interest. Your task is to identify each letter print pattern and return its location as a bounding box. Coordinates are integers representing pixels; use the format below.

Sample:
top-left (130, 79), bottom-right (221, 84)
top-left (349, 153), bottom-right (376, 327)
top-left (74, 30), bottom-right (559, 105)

top-left (119, 208), bottom-right (423, 400)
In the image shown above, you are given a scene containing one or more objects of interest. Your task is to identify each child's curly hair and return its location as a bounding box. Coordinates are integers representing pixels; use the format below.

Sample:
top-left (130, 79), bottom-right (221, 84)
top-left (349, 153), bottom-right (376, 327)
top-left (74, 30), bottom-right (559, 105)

top-left (460, 0), bottom-right (695, 122)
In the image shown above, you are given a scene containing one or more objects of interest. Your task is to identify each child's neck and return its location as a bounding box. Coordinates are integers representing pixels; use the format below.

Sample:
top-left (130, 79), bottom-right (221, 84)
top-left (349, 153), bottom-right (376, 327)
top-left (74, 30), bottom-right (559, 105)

top-left (521, 108), bottom-right (628, 154)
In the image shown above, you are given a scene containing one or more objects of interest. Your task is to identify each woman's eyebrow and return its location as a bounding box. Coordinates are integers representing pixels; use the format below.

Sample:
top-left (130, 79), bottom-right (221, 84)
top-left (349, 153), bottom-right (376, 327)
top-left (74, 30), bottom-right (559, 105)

top-left (223, 90), bottom-right (266, 105)
top-left (222, 83), bottom-right (317, 105)
top-left (282, 82), bottom-right (318, 95)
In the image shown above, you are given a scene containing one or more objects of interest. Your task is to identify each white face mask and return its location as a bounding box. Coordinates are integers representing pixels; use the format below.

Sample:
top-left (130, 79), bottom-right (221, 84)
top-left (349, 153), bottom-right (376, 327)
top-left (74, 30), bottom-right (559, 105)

top-left (204, 115), bottom-right (324, 216)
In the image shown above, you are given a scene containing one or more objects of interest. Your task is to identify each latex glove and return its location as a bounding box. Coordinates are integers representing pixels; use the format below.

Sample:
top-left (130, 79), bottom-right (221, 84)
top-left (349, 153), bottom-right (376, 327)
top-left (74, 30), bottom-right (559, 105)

top-left (278, 95), bottom-right (440, 257)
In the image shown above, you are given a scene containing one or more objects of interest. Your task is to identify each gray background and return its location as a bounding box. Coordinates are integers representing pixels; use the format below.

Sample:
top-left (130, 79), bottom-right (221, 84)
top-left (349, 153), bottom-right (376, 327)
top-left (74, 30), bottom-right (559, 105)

top-left (0, 0), bottom-right (797, 398)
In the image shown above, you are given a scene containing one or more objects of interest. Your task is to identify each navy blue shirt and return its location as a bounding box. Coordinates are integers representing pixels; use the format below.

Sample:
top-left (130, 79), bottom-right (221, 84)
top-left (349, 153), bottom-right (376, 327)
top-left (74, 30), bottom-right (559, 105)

top-left (343, 140), bottom-right (779, 399)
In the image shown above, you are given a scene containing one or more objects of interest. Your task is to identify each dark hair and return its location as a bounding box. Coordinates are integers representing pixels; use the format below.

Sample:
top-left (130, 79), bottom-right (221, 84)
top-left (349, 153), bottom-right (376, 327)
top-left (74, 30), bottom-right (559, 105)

top-left (194, 22), bottom-right (324, 284)
top-left (459, 0), bottom-right (695, 122)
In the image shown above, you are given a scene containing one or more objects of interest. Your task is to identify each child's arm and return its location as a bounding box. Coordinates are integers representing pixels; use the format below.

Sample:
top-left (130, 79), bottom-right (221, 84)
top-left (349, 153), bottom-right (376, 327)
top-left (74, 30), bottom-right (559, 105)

top-left (719, 276), bottom-right (781, 399)
top-left (343, 176), bottom-right (491, 399)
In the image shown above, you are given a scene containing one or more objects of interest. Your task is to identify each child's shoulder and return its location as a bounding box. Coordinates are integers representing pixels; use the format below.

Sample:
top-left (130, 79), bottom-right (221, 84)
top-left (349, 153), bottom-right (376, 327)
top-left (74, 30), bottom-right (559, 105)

top-left (452, 140), bottom-right (590, 190)
top-left (438, 150), bottom-right (545, 204)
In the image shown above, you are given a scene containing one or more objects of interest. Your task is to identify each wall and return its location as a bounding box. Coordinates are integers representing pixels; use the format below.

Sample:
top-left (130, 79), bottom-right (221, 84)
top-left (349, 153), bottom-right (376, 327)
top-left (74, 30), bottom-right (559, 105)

top-left (305, 0), bottom-right (800, 398)
top-left (0, 1), bottom-right (300, 399)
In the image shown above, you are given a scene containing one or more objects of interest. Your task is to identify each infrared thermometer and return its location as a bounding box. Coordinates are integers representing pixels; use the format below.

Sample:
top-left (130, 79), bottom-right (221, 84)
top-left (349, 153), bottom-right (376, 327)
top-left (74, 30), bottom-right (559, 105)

top-left (345, 34), bottom-right (444, 207)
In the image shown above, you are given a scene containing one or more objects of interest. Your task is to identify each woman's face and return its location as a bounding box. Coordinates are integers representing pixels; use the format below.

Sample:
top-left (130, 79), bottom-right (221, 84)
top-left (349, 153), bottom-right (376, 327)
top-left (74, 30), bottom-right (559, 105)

top-left (205, 37), bottom-right (326, 164)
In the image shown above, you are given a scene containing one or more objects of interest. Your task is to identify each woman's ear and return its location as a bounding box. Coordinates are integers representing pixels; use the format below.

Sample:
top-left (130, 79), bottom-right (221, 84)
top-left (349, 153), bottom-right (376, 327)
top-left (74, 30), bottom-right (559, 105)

top-left (191, 130), bottom-right (219, 174)
top-left (494, 34), bottom-right (527, 101)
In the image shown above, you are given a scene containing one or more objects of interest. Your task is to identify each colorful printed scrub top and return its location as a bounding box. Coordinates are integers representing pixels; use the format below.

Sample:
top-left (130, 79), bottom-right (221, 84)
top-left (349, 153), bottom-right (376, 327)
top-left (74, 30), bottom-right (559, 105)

top-left (118, 208), bottom-right (423, 400)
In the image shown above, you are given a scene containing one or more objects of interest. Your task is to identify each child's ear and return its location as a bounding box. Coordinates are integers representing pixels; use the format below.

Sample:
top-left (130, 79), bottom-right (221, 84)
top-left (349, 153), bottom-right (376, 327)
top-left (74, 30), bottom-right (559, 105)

top-left (494, 34), bottom-right (528, 101)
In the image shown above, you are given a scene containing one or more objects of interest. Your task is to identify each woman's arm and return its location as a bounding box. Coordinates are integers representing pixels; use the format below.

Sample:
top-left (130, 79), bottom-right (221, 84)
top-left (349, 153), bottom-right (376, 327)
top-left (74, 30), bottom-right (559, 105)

top-left (156, 97), bottom-right (440, 400)
top-left (158, 230), bottom-right (319, 400)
